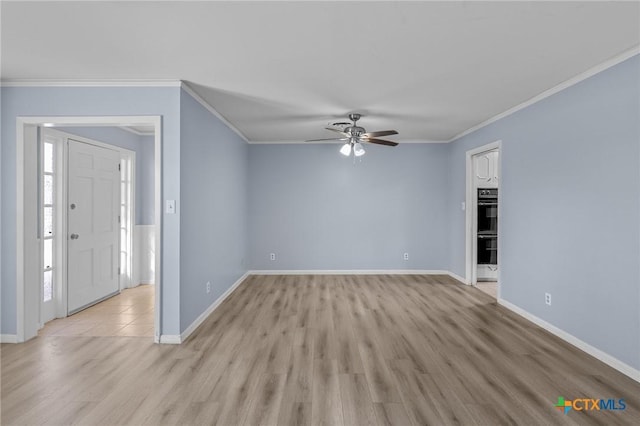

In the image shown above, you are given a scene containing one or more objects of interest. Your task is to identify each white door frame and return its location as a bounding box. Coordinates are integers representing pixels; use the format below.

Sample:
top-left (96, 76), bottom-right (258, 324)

top-left (465, 140), bottom-right (501, 292)
top-left (16, 116), bottom-right (162, 343)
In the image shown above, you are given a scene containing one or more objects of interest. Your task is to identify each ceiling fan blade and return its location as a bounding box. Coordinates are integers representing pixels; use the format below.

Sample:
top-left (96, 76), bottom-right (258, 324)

top-left (363, 138), bottom-right (399, 147)
top-left (305, 137), bottom-right (348, 142)
top-left (362, 130), bottom-right (398, 138)
top-left (324, 127), bottom-right (350, 137)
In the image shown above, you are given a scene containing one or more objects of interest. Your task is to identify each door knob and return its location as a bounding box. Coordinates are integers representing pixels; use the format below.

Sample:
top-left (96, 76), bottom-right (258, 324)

top-left (70, 234), bottom-right (79, 240)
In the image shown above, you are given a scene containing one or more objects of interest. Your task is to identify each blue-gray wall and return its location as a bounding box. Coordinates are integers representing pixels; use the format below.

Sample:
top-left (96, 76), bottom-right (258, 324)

top-left (1, 56), bottom-right (638, 372)
top-left (179, 90), bottom-right (248, 332)
top-left (0, 86), bottom-right (182, 335)
top-left (57, 126), bottom-right (155, 225)
top-left (448, 55), bottom-right (640, 370)
top-left (248, 143), bottom-right (450, 270)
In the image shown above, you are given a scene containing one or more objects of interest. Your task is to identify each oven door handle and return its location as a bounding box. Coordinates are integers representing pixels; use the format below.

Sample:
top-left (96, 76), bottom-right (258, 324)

top-left (477, 234), bottom-right (497, 239)
top-left (478, 202), bottom-right (498, 206)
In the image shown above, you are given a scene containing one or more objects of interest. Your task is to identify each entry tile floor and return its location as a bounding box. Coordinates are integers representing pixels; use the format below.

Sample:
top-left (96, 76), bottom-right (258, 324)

top-left (38, 285), bottom-right (154, 337)
top-left (476, 281), bottom-right (497, 298)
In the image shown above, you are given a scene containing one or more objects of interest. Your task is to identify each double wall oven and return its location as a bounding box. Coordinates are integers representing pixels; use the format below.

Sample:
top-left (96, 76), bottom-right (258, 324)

top-left (477, 188), bottom-right (498, 280)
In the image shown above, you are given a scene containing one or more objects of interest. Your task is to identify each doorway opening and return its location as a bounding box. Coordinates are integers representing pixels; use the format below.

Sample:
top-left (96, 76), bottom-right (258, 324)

top-left (465, 141), bottom-right (501, 299)
top-left (37, 128), bottom-right (155, 337)
top-left (15, 117), bottom-right (162, 342)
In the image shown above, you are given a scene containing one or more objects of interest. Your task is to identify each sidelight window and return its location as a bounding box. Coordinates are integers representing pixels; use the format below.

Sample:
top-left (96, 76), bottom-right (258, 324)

top-left (42, 140), bottom-right (55, 302)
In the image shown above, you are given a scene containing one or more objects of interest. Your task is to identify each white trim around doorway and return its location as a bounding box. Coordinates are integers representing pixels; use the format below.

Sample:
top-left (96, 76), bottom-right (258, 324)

top-left (15, 116), bottom-right (162, 343)
top-left (465, 140), bottom-right (501, 293)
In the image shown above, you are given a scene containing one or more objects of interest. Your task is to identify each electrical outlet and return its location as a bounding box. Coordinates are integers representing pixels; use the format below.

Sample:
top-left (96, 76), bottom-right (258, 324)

top-left (545, 292), bottom-right (551, 306)
top-left (403, 252), bottom-right (409, 261)
top-left (206, 281), bottom-right (211, 294)
top-left (270, 253), bottom-right (276, 261)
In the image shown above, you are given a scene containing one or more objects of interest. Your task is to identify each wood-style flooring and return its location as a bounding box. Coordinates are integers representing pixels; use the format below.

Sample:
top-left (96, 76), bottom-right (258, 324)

top-left (38, 285), bottom-right (154, 338)
top-left (2, 274), bottom-right (639, 425)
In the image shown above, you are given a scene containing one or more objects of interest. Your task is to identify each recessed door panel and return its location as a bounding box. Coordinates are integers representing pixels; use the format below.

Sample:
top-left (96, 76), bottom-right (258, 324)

top-left (95, 177), bottom-right (114, 233)
top-left (475, 154), bottom-right (491, 182)
top-left (98, 245), bottom-right (114, 281)
top-left (76, 152), bottom-right (94, 170)
top-left (74, 176), bottom-right (93, 236)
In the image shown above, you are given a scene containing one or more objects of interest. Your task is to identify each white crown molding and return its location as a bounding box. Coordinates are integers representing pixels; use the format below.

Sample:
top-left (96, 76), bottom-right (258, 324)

top-left (3, 46), bottom-right (637, 144)
top-left (179, 82), bottom-right (249, 143)
top-left (448, 46), bottom-right (640, 143)
top-left (499, 298), bottom-right (640, 384)
top-left (0, 79), bottom-right (182, 87)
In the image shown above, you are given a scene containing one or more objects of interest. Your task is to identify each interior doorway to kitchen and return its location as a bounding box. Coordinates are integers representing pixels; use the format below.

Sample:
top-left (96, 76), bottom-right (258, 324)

top-left (465, 141), bottom-right (501, 299)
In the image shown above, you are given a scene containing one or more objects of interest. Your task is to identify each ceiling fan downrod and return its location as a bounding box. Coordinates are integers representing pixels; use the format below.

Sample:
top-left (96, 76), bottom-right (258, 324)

top-left (345, 113), bottom-right (365, 138)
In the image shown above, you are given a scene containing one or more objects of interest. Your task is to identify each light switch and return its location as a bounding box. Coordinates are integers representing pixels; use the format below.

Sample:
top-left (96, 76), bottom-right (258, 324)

top-left (166, 200), bottom-right (176, 214)
top-left (461, 202), bottom-right (466, 211)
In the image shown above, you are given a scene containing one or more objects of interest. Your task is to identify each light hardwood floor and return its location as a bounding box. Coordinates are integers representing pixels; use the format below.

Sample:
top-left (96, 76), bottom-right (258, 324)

top-left (2, 274), bottom-right (639, 425)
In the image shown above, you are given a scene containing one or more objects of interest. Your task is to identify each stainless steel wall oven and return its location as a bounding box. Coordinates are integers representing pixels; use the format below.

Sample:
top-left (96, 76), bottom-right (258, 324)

top-left (477, 188), bottom-right (498, 279)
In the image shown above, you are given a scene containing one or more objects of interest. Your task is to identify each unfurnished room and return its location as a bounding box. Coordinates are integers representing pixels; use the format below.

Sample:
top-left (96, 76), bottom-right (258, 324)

top-left (1, 1), bottom-right (639, 425)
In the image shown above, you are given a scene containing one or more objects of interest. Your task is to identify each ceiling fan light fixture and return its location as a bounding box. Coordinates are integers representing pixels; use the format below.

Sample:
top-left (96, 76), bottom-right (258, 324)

top-left (307, 114), bottom-right (399, 157)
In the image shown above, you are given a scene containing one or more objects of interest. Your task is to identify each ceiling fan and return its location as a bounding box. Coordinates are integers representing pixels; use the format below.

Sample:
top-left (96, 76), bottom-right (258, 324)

top-left (306, 113), bottom-right (398, 157)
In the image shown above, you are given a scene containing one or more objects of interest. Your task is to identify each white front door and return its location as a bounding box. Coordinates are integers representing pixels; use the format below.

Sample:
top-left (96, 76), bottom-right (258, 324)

top-left (67, 139), bottom-right (121, 313)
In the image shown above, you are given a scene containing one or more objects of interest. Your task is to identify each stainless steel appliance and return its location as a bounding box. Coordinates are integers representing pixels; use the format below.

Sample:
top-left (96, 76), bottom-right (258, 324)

top-left (477, 188), bottom-right (498, 280)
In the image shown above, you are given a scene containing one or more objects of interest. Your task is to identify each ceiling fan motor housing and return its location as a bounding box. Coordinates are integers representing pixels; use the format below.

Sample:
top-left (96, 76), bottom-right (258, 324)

top-left (345, 125), bottom-right (365, 137)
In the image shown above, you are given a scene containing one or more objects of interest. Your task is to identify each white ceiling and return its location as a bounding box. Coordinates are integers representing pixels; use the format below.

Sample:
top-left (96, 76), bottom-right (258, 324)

top-left (2, 1), bottom-right (639, 143)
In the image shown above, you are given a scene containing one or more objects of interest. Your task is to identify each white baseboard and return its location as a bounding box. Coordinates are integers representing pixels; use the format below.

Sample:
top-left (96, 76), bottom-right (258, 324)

top-left (1, 334), bottom-right (18, 343)
top-left (250, 270), bottom-right (470, 286)
top-left (249, 269), bottom-right (452, 276)
top-left (158, 335), bottom-right (181, 344)
top-left (168, 271), bottom-right (250, 344)
top-left (446, 270), bottom-right (469, 285)
top-left (499, 298), bottom-right (640, 383)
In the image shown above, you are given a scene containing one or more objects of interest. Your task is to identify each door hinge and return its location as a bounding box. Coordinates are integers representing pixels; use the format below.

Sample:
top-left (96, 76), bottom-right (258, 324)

top-left (118, 163), bottom-right (121, 171)
top-left (118, 215), bottom-right (121, 223)
top-left (118, 267), bottom-right (121, 275)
